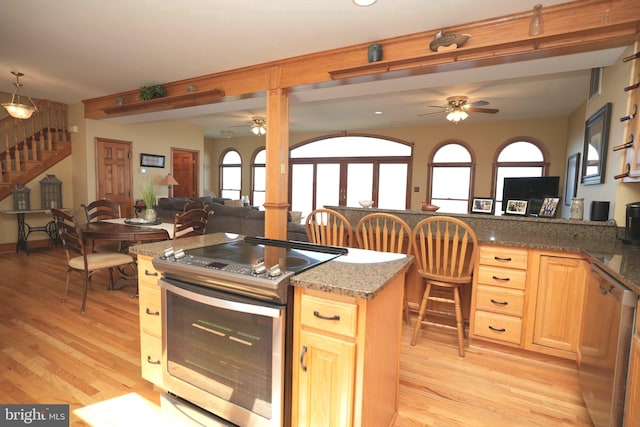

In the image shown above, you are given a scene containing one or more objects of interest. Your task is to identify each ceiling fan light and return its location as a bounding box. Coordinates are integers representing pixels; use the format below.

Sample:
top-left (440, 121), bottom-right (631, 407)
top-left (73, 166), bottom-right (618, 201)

top-left (353, 0), bottom-right (377, 6)
top-left (251, 117), bottom-right (267, 136)
top-left (446, 109), bottom-right (468, 123)
top-left (3, 72), bottom-right (38, 120)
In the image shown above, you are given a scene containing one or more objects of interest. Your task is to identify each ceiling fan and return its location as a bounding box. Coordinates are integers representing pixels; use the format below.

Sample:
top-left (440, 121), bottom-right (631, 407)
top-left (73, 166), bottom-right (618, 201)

top-left (228, 115), bottom-right (267, 136)
top-left (419, 96), bottom-right (499, 123)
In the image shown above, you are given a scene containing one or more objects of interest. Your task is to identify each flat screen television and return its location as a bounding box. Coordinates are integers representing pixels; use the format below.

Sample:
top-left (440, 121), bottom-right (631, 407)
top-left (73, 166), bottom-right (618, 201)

top-left (501, 176), bottom-right (560, 213)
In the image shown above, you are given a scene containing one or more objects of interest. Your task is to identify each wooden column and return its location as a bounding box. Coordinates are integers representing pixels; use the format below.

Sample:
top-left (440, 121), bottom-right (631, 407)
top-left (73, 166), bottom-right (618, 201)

top-left (263, 67), bottom-right (290, 241)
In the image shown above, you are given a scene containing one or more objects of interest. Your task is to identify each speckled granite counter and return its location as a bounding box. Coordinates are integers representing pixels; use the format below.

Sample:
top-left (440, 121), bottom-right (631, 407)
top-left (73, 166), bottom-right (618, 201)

top-left (129, 233), bottom-right (414, 300)
top-left (331, 206), bottom-right (640, 295)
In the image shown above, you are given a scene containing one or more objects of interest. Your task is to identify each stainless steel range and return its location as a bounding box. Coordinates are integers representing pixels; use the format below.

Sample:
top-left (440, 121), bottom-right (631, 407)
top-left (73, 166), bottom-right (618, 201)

top-left (152, 237), bottom-right (346, 427)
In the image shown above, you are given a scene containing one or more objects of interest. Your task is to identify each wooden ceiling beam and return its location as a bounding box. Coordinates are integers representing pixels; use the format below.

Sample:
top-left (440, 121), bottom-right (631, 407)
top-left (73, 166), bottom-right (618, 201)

top-left (83, 0), bottom-right (640, 120)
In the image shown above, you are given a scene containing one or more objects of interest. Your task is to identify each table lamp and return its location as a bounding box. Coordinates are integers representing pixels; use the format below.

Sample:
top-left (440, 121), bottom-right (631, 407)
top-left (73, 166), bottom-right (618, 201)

top-left (160, 174), bottom-right (179, 197)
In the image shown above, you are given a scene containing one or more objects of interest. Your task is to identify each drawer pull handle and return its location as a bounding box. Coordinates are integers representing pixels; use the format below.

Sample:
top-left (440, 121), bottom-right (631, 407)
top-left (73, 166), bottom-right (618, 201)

top-left (492, 275), bottom-right (510, 282)
top-left (145, 269), bottom-right (159, 277)
top-left (490, 299), bottom-right (508, 306)
top-left (146, 308), bottom-right (160, 316)
top-left (488, 325), bottom-right (506, 333)
top-left (494, 256), bottom-right (512, 262)
top-left (147, 356), bottom-right (161, 365)
top-left (313, 311), bottom-right (340, 321)
top-left (300, 345), bottom-right (308, 372)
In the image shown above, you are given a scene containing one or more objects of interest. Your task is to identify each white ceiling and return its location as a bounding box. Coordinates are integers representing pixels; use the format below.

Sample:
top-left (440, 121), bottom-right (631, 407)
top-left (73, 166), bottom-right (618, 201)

top-left (0, 1), bottom-right (629, 137)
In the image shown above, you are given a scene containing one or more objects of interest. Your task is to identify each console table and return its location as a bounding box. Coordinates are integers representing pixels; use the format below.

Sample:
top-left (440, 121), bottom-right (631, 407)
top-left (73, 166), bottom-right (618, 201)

top-left (1, 209), bottom-right (64, 255)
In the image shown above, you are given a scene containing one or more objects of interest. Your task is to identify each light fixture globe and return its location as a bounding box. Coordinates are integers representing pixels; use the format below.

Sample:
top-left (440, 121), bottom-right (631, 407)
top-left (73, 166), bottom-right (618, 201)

top-left (2, 72), bottom-right (38, 120)
top-left (251, 117), bottom-right (267, 136)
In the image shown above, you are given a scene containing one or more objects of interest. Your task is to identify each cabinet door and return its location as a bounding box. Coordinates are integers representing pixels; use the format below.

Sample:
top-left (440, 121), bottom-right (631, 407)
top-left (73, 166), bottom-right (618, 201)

top-left (296, 329), bottom-right (356, 427)
top-left (533, 256), bottom-right (587, 352)
top-left (625, 335), bottom-right (640, 427)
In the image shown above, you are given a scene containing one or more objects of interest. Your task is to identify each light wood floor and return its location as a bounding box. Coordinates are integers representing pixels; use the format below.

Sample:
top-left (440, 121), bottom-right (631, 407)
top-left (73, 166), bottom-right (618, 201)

top-left (0, 248), bottom-right (593, 426)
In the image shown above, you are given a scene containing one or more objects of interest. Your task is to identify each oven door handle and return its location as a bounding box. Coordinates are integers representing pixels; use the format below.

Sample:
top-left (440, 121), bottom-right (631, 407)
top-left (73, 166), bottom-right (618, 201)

top-left (159, 279), bottom-right (284, 318)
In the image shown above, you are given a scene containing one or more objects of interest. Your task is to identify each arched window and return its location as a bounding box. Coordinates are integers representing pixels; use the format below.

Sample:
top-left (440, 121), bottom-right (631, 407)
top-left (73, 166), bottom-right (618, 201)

top-left (493, 139), bottom-right (548, 214)
top-left (251, 148), bottom-right (266, 208)
top-left (290, 135), bottom-right (412, 219)
top-left (219, 149), bottom-right (242, 199)
top-left (428, 142), bottom-right (474, 213)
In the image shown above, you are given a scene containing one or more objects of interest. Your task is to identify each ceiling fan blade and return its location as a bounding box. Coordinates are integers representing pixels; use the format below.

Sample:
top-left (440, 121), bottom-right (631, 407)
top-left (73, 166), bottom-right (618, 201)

top-left (417, 110), bottom-right (446, 117)
top-left (469, 100), bottom-right (490, 107)
top-left (467, 107), bottom-right (499, 114)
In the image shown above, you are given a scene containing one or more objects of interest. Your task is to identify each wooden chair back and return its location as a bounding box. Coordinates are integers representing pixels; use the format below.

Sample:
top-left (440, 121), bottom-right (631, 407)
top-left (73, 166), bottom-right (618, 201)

top-left (82, 199), bottom-right (121, 222)
top-left (305, 208), bottom-right (353, 247)
top-left (412, 216), bottom-right (478, 283)
top-left (173, 209), bottom-right (212, 239)
top-left (51, 208), bottom-right (85, 260)
top-left (355, 212), bottom-right (412, 255)
top-left (183, 200), bottom-right (206, 212)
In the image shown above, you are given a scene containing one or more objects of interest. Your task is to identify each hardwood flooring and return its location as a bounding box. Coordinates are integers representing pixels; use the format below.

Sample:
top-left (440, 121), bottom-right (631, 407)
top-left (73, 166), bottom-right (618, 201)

top-left (0, 248), bottom-right (593, 426)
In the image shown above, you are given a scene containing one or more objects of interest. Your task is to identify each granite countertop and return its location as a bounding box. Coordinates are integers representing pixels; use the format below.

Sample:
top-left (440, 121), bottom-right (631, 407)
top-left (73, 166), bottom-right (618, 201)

top-left (129, 233), bottom-right (414, 300)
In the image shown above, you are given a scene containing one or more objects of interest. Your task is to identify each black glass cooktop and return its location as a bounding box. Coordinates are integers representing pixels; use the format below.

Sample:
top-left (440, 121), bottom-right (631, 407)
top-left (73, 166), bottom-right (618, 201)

top-left (184, 236), bottom-right (347, 274)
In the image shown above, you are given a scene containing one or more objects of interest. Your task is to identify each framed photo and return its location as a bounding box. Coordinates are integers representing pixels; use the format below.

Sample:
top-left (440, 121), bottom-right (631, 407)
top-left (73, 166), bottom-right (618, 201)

top-left (471, 198), bottom-right (494, 214)
top-left (581, 103), bottom-right (611, 185)
top-left (505, 199), bottom-right (528, 216)
top-left (539, 197), bottom-right (561, 218)
top-left (140, 153), bottom-right (165, 168)
top-left (527, 198), bottom-right (544, 217)
top-left (564, 153), bottom-right (580, 206)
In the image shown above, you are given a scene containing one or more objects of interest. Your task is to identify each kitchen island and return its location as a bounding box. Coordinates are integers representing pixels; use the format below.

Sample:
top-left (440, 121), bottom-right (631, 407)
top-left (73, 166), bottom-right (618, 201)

top-left (129, 233), bottom-right (414, 427)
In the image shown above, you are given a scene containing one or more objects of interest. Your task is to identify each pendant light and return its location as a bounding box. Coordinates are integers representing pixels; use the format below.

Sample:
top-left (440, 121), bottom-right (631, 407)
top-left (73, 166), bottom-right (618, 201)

top-left (3, 71), bottom-right (38, 120)
top-left (251, 117), bottom-right (267, 136)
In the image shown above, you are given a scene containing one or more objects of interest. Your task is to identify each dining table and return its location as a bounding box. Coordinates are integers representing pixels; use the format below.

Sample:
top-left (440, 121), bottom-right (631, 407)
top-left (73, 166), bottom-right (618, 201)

top-left (80, 218), bottom-right (172, 295)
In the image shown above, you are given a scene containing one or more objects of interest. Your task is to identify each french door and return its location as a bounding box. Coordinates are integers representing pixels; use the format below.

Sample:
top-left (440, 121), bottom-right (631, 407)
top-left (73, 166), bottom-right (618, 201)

top-left (290, 159), bottom-right (408, 218)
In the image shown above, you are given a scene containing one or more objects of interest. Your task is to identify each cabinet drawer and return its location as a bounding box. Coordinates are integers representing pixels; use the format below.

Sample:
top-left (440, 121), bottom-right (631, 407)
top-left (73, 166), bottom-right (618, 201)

top-left (475, 284), bottom-right (524, 317)
top-left (479, 246), bottom-right (528, 270)
top-left (300, 293), bottom-right (357, 338)
top-left (139, 284), bottom-right (162, 337)
top-left (473, 311), bottom-right (522, 345)
top-left (138, 257), bottom-right (161, 287)
top-left (140, 332), bottom-right (163, 385)
top-left (477, 265), bottom-right (527, 289)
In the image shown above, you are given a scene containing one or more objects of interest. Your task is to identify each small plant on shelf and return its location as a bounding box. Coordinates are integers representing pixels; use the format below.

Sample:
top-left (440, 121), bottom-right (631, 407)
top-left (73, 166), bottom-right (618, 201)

top-left (137, 84), bottom-right (168, 101)
top-left (139, 178), bottom-right (156, 209)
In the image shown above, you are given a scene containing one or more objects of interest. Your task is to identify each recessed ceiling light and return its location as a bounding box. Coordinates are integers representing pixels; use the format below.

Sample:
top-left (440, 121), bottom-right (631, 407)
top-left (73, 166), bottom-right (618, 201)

top-left (375, 111), bottom-right (383, 115)
top-left (353, 0), bottom-right (377, 6)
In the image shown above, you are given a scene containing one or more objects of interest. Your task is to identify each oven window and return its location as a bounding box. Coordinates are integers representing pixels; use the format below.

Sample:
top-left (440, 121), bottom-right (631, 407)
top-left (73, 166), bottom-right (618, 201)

top-left (166, 289), bottom-right (278, 419)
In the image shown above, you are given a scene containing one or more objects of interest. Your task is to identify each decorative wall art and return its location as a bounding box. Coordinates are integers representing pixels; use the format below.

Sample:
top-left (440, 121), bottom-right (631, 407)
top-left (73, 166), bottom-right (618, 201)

top-left (140, 153), bottom-right (165, 168)
top-left (581, 103), bottom-right (611, 185)
top-left (564, 153), bottom-right (580, 206)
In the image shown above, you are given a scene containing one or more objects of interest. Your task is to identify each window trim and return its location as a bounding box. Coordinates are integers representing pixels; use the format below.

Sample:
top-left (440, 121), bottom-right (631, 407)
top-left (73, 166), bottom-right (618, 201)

top-left (427, 140), bottom-right (476, 213)
top-left (218, 148), bottom-right (242, 199)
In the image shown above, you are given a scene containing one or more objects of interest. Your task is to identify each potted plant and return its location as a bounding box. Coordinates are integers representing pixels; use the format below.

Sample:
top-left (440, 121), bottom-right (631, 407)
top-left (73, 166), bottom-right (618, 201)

top-left (137, 84), bottom-right (168, 101)
top-left (139, 178), bottom-right (157, 222)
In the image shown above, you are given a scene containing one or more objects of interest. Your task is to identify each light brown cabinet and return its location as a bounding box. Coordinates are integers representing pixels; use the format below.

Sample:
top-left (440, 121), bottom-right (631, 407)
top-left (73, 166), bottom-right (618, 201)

top-left (292, 274), bottom-right (404, 427)
top-left (524, 251), bottom-right (588, 359)
top-left (471, 246), bottom-right (588, 360)
top-left (137, 255), bottom-right (164, 386)
top-left (470, 245), bottom-right (528, 347)
top-left (624, 302), bottom-right (640, 427)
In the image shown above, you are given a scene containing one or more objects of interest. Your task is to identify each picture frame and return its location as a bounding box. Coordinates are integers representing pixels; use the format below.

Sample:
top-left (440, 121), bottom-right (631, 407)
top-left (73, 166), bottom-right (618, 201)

top-left (471, 198), bottom-right (494, 214)
top-left (539, 197), bottom-right (561, 218)
top-left (527, 198), bottom-right (544, 217)
top-left (505, 199), bottom-right (528, 216)
top-left (581, 103), bottom-right (611, 185)
top-left (140, 153), bottom-right (165, 168)
top-left (564, 153), bottom-right (580, 206)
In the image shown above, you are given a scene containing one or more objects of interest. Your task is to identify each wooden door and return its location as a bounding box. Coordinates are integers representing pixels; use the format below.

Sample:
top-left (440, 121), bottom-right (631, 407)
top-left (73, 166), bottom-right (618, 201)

top-left (96, 138), bottom-right (133, 218)
top-left (172, 148), bottom-right (198, 198)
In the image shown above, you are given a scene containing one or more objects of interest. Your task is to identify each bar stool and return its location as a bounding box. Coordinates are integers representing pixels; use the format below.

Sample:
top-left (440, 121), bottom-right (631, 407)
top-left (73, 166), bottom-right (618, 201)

top-left (410, 216), bottom-right (478, 356)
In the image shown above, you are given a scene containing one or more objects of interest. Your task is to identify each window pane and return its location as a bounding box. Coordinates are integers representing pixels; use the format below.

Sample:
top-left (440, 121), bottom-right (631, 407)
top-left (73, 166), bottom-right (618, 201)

top-left (431, 199), bottom-right (468, 214)
top-left (316, 164), bottom-right (340, 208)
top-left (291, 136), bottom-right (411, 158)
top-left (291, 164), bottom-right (314, 217)
top-left (347, 163), bottom-right (373, 207)
top-left (379, 164), bottom-right (408, 209)
top-left (221, 189), bottom-right (241, 199)
top-left (223, 151), bottom-right (242, 164)
top-left (497, 142), bottom-right (543, 162)
top-left (253, 166), bottom-right (266, 191)
top-left (433, 144), bottom-right (471, 163)
top-left (432, 167), bottom-right (470, 199)
top-left (495, 166), bottom-right (543, 213)
top-left (254, 149), bottom-right (266, 164)
top-left (222, 167), bottom-right (241, 189)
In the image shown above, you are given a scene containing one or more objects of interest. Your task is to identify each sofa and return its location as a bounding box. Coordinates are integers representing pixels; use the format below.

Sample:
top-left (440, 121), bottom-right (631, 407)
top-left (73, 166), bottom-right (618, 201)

top-left (156, 197), bottom-right (308, 241)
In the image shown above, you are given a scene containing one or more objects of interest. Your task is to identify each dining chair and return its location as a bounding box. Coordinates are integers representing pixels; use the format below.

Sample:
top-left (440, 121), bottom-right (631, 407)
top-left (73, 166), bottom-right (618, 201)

top-left (82, 199), bottom-right (122, 253)
top-left (305, 208), bottom-right (353, 247)
top-left (355, 212), bottom-right (414, 324)
top-left (410, 216), bottom-right (478, 356)
top-left (183, 200), bottom-right (206, 212)
top-left (173, 208), bottom-right (212, 239)
top-left (51, 208), bottom-right (136, 313)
